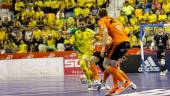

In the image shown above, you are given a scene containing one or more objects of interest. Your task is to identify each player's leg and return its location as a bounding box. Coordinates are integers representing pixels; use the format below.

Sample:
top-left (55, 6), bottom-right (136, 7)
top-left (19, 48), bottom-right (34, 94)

top-left (159, 49), bottom-right (167, 75)
top-left (90, 55), bottom-right (100, 81)
top-left (106, 42), bottom-right (136, 95)
top-left (79, 54), bottom-right (92, 88)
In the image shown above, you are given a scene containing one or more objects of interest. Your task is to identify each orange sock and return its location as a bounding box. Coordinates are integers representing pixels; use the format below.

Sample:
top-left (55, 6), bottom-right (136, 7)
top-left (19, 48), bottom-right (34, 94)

top-left (103, 70), bottom-right (110, 82)
top-left (112, 77), bottom-right (118, 88)
top-left (107, 66), bottom-right (126, 83)
top-left (119, 70), bottom-right (129, 81)
top-left (90, 63), bottom-right (99, 80)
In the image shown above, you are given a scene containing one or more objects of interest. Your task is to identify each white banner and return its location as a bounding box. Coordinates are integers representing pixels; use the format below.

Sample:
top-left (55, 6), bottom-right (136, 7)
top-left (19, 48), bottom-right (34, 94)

top-left (0, 58), bottom-right (63, 79)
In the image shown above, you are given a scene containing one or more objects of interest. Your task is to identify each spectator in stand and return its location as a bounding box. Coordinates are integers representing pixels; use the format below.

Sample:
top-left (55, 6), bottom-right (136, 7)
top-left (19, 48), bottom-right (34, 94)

top-left (144, 0), bottom-right (152, 13)
top-left (147, 10), bottom-right (157, 24)
top-left (135, 3), bottom-right (143, 19)
top-left (77, 0), bottom-right (86, 7)
top-left (28, 17), bottom-right (37, 27)
top-left (129, 14), bottom-right (137, 26)
top-left (122, 1), bottom-right (134, 21)
top-left (66, 17), bottom-right (76, 30)
top-left (26, 6), bottom-right (35, 18)
top-left (46, 34), bottom-right (56, 52)
top-left (91, 5), bottom-right (99, 16)
top-left (50, 0), bottom-right (60, 13)
top-left (0, 27), bottom-right (6, 44)
top-left (152, 0), bottom-right (162, 10)
top-left (118, 10), bottom-right (128, 25)
top-left (66, 0), bottom-right (75, 9)
top-left (56, 6), bottom-right (65, 19)
top-left (3, 17), bottom-right (11, 28)
top-left (63, 32), bottom-right (73, 51)
top-left (38, 37), bottom-right (47, 52)
top-left (162, 0), bottom-right (170, 16)
top-left (17, 39), bottom-right (28, 53)
top-left (24, 27), bottom-right (33, 52)
top-left (44, 0), bottom-right (51, 13)
top-left (34, 0), bottom-right (43, 8)
top-left (82, 6), bottom-right (90, 18)
top-left (14, 0), bottom-right (24, 14)
top-left (35, 7), bottom-right (44, 23)
top-left (158, 10), bottom-right (167, 23)
top-left (47, 13), bottom-right (55, 27)
top-left (56, 13), bottom-right (64, 30)
top-left (74, 4), bottom-right (82, 18)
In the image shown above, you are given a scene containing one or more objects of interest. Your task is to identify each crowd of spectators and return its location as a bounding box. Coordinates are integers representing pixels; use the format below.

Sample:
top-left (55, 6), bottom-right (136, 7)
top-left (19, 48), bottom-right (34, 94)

top-left (120, 0), bottom-right (170, 48)
top-left (0, 0), bottom-right (170, 54)
top-left (0, 0), bottom-right (109, 54)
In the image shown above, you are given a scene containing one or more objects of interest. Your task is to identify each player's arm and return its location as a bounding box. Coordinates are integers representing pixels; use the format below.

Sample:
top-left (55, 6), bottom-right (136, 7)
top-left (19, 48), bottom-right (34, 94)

top-left (101, 27), bottom-right (108, 57)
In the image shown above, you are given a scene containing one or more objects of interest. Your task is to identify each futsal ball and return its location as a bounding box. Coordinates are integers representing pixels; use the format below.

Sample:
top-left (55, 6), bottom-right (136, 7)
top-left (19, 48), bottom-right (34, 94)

top-left (80, 75), bottom-right (87, 84)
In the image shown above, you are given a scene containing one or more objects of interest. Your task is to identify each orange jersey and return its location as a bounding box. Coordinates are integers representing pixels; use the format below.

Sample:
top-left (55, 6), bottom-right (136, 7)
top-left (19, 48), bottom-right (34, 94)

top-left (98, 16), bottom-right (129, 46)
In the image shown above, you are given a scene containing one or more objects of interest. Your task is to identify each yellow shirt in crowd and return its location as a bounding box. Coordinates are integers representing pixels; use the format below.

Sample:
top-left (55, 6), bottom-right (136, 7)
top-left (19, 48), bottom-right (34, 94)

top-left (35, 0), bottom-right (43, 7)
top-left (158, 14), bottom-right (167, 21)
top-left (74, 7), bottom-right (82, 17)
top-left (162, 3), bottom-right (170, 14)
top-left (0, 30), bottom-right (6, 41)
top-left (15, 1), bottom-right (24, 11)
top-left (33, 29), bottom-right (42, 40)
top-left (148, 14), bottom-right (157, 23)
top-left (35, 11), bottom-right (44, 19)
top-left (118, 15), bottom-right (127, 25)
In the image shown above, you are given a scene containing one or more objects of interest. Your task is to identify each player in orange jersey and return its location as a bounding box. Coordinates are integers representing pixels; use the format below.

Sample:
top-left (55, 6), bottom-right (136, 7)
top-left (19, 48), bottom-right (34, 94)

top-left (98, 8), bottom-right (137, 95)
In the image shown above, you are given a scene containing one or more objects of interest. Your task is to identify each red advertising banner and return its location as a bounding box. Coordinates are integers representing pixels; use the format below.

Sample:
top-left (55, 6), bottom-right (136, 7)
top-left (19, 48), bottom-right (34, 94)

top-left (0, 51), bottom-right (75, 60)
top-left (64, 53), bottom-right (83, 75)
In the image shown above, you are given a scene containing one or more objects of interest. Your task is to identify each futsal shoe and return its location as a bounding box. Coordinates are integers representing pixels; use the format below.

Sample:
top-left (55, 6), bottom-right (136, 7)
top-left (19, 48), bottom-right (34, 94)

top-left (164, 69), bottom-right (168, 75)
top-left (93, 80), bottom-right (102, 91)
top-left (160, 71), bottom-right (167, 76)
top-left (114, 80), bottom-right (132, 95)
top-left (131, 82), bottom-right (137, 90)
top-left (101, 80), bottom-right (111, 90)
top-left (105, 87), bottom-right (119, 96)
top-left (80, 75), bottom-right (87, 87)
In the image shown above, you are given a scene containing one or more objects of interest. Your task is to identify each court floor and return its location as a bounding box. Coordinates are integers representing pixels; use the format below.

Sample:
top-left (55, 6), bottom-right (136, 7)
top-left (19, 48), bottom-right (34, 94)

top-left (0, 73), bottom-right (170, 96)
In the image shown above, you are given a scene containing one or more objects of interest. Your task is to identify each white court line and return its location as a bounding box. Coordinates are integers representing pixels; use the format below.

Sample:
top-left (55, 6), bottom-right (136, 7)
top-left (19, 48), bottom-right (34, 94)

top-left (120, 89), bottom-right (170, 96)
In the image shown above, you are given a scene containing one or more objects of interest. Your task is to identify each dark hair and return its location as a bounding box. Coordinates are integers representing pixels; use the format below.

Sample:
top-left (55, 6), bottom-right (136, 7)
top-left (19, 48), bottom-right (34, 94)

top-left (98, 8), bottom-right (108, 18)
top-left (79, 17), bottom-right (87, 23)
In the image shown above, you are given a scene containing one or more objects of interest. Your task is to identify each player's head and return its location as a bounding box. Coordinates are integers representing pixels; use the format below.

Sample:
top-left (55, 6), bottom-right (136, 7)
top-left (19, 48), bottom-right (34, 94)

top-left (79, 18), bottom-right (87, 31)
top-left (98, 8), bottom-right (108, 18)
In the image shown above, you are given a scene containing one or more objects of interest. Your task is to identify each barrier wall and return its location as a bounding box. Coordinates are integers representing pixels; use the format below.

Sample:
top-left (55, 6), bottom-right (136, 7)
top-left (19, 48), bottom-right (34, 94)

top-left (3, 48), bottom-right (168, 79)
top-left (0, 51), bottom-right (75, 79)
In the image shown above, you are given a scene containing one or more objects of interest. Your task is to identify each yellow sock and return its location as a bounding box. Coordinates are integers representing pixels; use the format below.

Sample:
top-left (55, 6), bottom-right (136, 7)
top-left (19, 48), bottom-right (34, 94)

top-left (80, 60), bottom-right (92, 82)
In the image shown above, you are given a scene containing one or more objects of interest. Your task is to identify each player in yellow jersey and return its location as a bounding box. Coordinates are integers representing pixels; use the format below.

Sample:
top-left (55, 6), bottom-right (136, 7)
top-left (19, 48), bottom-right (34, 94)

top-left (69, 18), bottom-right (100, 90)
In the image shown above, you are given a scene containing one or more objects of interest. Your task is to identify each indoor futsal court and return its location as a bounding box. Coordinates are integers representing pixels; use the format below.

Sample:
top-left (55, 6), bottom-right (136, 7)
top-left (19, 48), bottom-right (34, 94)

top-left (0, 73), bottom-right (169, 96)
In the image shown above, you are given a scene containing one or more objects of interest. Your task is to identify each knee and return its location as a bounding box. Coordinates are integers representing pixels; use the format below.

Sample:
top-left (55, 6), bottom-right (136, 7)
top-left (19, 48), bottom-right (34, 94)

top-left (90, 56), bottom-right (99, 64)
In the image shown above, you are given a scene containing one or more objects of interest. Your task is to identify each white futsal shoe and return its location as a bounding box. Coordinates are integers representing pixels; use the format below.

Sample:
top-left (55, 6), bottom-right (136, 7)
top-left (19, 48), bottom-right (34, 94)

top-left (164, 69), bottom-right (168, 75)
top-left (100, 80), bottom-right (111, 90)
top-left (131, 82), bottom-right (137, 90)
